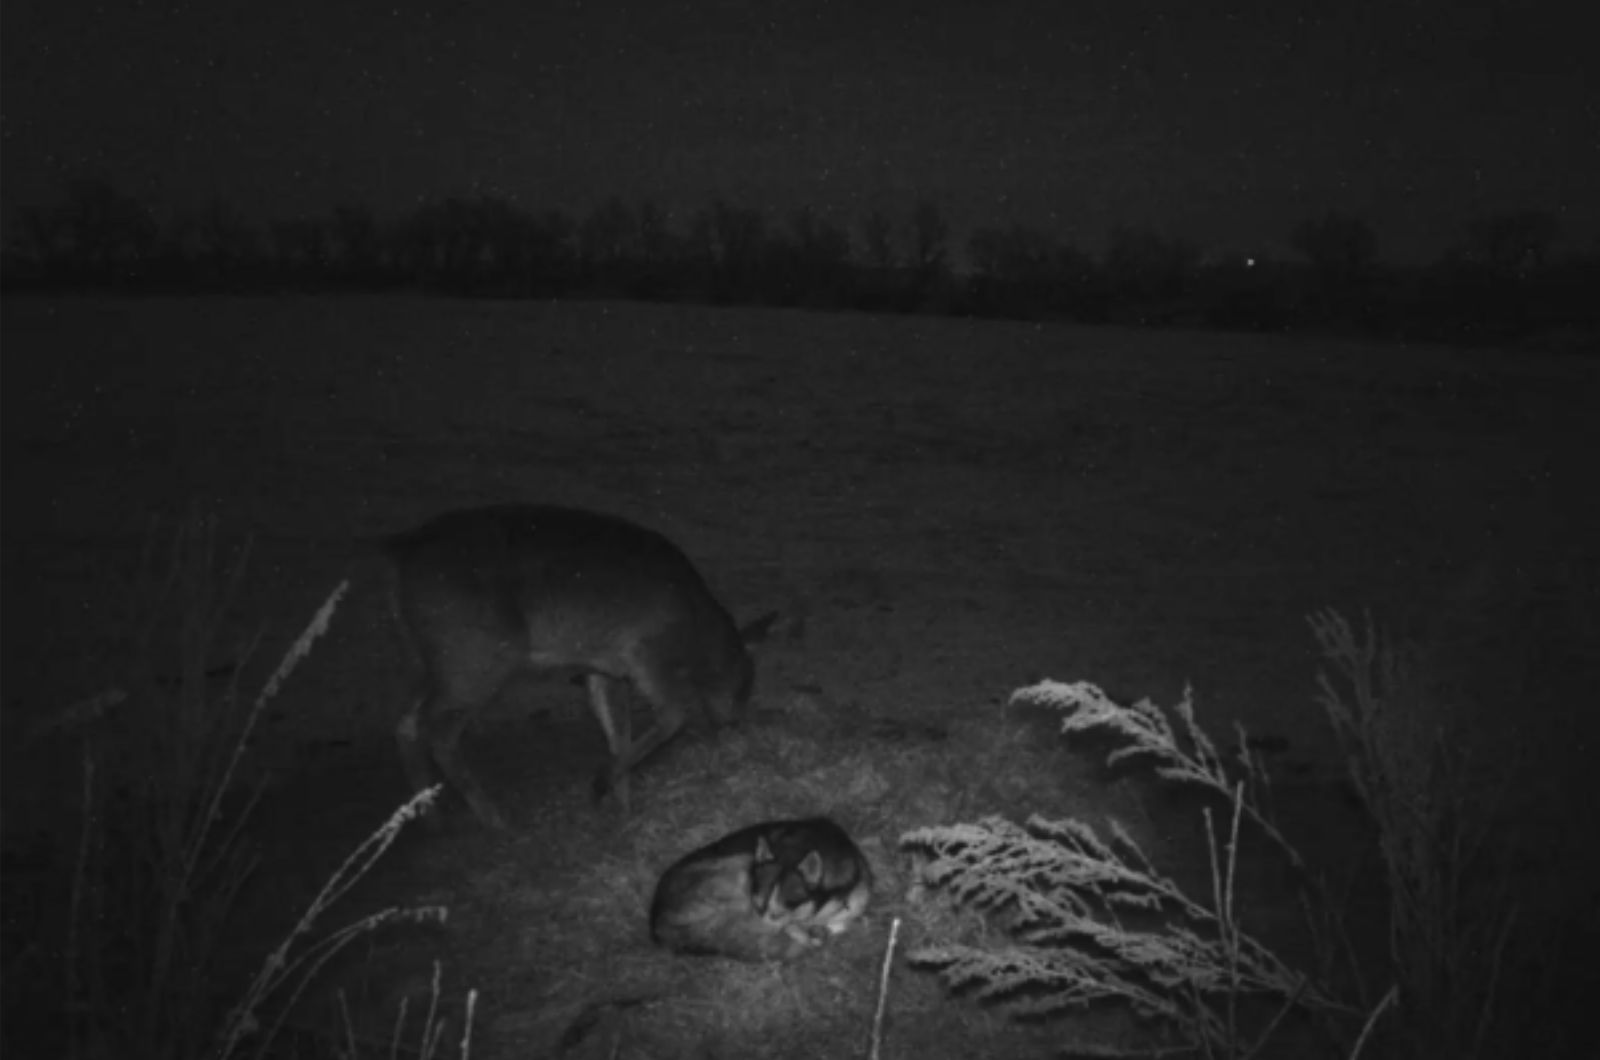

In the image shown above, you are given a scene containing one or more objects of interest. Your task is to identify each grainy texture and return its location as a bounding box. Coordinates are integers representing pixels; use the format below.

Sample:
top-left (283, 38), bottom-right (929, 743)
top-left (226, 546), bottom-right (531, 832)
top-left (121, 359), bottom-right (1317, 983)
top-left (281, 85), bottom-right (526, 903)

top-left (4, 297), bottom-right (1594, 1058)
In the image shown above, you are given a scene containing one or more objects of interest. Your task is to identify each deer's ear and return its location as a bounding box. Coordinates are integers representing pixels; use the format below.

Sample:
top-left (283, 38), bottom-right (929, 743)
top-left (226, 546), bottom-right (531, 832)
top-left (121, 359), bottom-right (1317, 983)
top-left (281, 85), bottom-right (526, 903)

top-left (738, 609), bottom-right (781, 645)
top-left (755, 836), bottom-right (774, 863)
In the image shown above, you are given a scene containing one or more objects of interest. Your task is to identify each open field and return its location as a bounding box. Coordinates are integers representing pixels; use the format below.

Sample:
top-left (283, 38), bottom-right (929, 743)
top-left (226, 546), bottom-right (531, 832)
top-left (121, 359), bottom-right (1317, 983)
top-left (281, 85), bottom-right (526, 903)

top-left (3, 296), bottom-right (1597, 1056)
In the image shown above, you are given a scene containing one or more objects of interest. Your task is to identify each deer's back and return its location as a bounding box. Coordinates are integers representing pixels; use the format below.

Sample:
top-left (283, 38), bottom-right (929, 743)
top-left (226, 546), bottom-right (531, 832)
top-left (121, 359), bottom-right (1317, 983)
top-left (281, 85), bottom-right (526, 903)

top-left (386, 505), bottom-right (743, 678)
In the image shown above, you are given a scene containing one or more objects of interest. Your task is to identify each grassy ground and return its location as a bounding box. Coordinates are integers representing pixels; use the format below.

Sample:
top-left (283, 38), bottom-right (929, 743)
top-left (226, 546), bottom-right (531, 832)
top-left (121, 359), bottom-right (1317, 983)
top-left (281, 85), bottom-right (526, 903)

top-left (3, 296), bottom-right (1595, 1056)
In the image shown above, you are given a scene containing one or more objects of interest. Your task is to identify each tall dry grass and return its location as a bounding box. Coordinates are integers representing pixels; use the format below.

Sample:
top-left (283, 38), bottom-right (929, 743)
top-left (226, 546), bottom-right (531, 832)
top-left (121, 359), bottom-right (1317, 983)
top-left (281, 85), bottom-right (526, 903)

top-left (15, 514), bottom-right (466, 1059)
top-left (1309, 609), bottom-right (1517, 1060)
top-left (901, 608), bottom-right (1530, 1058)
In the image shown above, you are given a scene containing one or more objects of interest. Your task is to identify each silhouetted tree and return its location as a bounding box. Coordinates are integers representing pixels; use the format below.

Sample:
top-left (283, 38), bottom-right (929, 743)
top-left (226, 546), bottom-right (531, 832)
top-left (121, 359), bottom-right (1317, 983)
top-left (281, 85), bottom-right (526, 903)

top-left (1290, 211), bottom-right (1378, 288)
top-left (525, 209), bottom-right (577, 290)
top-left (1425, 210), bottom-right (1565, 338)
top-left (790, 207), bottom-right (850, 264)
top-left (908, 200), bottom-right (948, 276)
top-left (770, 206), bottom-right (851, 306)
top-left (968, 223), bottom-right (1096, 318)
top-left (15, 171), bottom-right (1583, 351)
top-left (390, 204), bottom-right (438, 283)
top-left (1192, 251), bottom-right (1294, 332)
top-left (691, 199), bottom-right (769, 301)
top-left (616, 198), bottom-right (683, 297)
top-left (455, 196), bottom-right (515, 290)
top-left (195, 199), bottom-right (260, 281)
top-left (1464, 210), bottom-right (1560, 281)
top-left (11, 203), bottom-right (70, 270)
top-left (395, 197), bottom-right (504, 288)
top-left (904, 200), bottom-right (952, 310)
top-left (25, 178), bottom-right (162, 279)
top-left (578, 196), bottom-right (639, 275)
top-left (848, 209), bottom-right (897, 308)
top-left (710, 200), bottom-right (768, 268)
top-left (635, 199), bottom-right (671, 261)
top-left (151, 209), bottom-right (197, 277)
top-left (1104, 225), bottom-right (1197, 304)
top-left (330, 203), bottom-right (382, 282)
top-left (859, 210), bottom-right (895, 273)
top-left (270, 215), bottom-right (333, 281)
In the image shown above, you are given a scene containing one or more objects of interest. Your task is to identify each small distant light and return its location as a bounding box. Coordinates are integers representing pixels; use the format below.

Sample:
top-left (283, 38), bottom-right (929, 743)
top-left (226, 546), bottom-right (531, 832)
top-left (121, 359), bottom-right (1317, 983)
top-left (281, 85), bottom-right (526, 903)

top-left (1245, 257), bottom-right (1256, 268)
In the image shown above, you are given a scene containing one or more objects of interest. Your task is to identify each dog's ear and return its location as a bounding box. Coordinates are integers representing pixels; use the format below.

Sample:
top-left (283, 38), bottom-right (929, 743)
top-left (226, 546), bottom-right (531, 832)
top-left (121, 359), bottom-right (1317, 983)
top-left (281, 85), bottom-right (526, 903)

top-left (750, 860), bottom-right (782, 915)
top-left (754, 835), bottom-right (774, 863)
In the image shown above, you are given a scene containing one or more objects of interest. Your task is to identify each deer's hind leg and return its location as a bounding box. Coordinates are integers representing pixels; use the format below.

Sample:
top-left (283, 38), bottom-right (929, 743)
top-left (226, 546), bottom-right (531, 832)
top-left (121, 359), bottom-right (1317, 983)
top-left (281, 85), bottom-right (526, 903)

top-left (586, 673), bottom-right (637, 809)
top-left (588, 661), bottom-right (692, 810)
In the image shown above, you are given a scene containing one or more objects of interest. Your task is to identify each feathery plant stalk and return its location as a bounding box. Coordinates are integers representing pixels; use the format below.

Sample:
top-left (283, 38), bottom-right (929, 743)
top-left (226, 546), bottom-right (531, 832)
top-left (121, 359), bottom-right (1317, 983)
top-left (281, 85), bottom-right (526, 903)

top-left (902, 679), bottom-right (1368, 1056)
top-left (213, 786), bottom-right (447, 1060)
top-left (64, 515), bottom-right (258, 1059)
top-left (1309, 610), bottom-right (1516, 1060)
top-left (332, 961), bottom-right (478, 1060)
top-left (903, 609), bottom-right (1521, 1058)
top-left (903, 793), bottom-right (1347, 1056)
top-left (36, 514), bottom-right (470, 1060)
top-left (1011, 681), bottom-right (1305, 875)
top-left (56, 514), bottom-right (350, 1059)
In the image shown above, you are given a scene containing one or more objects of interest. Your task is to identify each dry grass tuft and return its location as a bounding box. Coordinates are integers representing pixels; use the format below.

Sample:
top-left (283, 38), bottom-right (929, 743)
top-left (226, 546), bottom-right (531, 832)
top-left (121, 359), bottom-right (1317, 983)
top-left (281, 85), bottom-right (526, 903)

top-left (902, 682), bottom-right (1354, 1057)
top-left (1309, 609), bottom-right (1519, 1060)
top-left (5, 514), bottom-right (468, 1060)
top-left (896, 610), bottom-right (1554, 1058)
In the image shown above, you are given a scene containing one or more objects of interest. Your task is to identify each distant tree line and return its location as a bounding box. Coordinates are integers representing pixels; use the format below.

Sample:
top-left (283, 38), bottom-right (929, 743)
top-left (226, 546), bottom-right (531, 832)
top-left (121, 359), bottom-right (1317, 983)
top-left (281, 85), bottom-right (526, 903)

top-left (4, 177), bottom-right (1595, 352)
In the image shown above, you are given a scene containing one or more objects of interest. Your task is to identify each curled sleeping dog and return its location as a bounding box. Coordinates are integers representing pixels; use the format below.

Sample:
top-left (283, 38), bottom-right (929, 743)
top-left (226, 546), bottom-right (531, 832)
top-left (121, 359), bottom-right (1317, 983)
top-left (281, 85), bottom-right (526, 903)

top-left (650, 818), bottom-right (872, 962)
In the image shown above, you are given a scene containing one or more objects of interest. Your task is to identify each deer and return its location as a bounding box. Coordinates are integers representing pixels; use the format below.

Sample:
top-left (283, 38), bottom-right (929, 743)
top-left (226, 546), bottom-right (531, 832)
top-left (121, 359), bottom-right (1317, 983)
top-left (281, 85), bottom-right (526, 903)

top-left (384, 504), bottom-right (762, 829)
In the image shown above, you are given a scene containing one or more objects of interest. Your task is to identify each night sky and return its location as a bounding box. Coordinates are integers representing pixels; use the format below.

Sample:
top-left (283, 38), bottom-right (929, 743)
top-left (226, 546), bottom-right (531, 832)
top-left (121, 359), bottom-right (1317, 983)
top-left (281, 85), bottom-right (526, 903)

top-left (3, 0), bottom-right (1595, 263)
